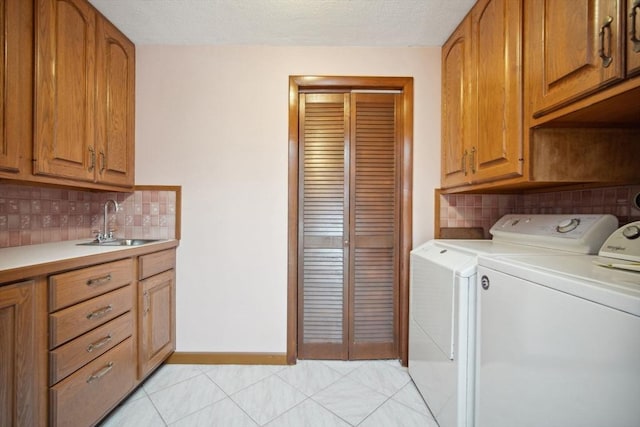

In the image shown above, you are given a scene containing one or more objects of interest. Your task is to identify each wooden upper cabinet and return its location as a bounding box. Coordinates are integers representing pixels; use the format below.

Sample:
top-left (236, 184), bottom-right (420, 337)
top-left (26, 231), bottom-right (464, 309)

top-left (469, 0), bottom-right (523, 183)
top-left (441, 0), bottom-right (523, 189)
top-left (527, 0), bottom-right (624, 117)
top-left (628, 0), bottom-right (640, 76)
top-left (96, 17), bottom-right (135, 187)
top-left (35, 0), bottom-right (135, 189)
top-left (35, 0), bottom-right (96, 182)
top-left (0, 0), bottom-right (32, 174)
top-left (441, 17), bottom-right (472, 188)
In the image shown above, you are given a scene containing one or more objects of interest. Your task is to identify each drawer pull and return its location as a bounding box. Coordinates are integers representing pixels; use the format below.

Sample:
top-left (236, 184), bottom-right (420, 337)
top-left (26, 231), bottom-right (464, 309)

top-left (86, 362), bottom-right (114, 383)
top-left (86, 274), bottom-right (112, 287)
top-left (86, 334), bottom-right (113, 353)
top-left (86, 304), bottom-right (113, 320)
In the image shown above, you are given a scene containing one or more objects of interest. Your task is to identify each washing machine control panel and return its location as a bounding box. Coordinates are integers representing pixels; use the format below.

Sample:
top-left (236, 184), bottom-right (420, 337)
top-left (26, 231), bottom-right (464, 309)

top-left (598, 221), bottom-right (640, 262)
top-left (489, 214), bottom-right (619, 254)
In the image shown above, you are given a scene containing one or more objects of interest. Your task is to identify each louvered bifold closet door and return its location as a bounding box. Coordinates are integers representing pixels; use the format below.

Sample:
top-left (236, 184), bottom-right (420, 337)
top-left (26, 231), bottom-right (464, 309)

top-left (348, 92), bottom-right (400, 359)
top-left (298, 93), bottom-right (350, 359)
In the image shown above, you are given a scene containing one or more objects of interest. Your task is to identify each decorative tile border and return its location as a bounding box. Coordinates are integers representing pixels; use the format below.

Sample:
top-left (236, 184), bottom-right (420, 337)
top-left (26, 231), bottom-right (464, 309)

top-left (0, 184), bottom-right (180, 248)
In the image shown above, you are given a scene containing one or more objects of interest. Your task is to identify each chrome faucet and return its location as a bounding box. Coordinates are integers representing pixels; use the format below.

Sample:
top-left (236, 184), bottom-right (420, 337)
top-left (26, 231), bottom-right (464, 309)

top-left (98, 199), bottom-right (119, 242)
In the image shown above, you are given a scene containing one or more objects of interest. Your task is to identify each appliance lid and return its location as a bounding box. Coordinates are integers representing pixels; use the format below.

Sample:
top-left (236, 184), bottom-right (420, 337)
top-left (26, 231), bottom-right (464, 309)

top-left (479, 254), bottom-right (640, 316)
top-left (411, 241), bottom-right (477, 277)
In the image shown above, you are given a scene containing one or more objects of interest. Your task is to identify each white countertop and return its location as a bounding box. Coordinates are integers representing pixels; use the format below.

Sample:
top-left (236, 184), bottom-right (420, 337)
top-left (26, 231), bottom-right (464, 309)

top-left (0, 239), bottom-right (178, 282)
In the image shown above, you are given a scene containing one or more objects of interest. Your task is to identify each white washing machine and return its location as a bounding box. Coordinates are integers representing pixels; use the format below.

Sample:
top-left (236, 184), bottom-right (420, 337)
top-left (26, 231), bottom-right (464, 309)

top-left (475, 221), bottom-right (640, 427)
top-left (408, 214), bottom-right (619, 427)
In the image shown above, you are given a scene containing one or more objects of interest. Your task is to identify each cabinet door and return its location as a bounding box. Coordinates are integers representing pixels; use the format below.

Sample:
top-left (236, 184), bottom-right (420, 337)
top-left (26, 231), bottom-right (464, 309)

top-left (34, 0), bottom-right (96, 182)
top-left (95, 17), bottom-right (135, 187)
top-left (441, 17), bottom-right (472, 188)
top-left (470, 0), bottom-right (523, 183)
top-left (0, 0), bottom-right (31, 174)
top-left (139, 269), bottom-right (175, 379)
top-left (628, 0), bottom-right (640, 76)
top-left (0, 280), bottom-right (46, 427)
top-left (527, 0), bottom-right (624, 117)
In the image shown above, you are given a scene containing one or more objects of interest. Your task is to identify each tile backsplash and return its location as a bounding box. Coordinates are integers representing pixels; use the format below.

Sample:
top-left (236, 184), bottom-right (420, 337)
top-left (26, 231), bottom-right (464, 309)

top-left (0, 184), bottom-right (179, 248)
top-left (2, 183), bottom-right (637, 247)
top-left (440, 184), bottom-right (640, 238)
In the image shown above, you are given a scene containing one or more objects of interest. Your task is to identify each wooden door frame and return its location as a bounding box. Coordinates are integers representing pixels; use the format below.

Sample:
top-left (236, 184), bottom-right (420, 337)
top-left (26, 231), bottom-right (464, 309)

top-left (287, 76), bottom-right (413, 365)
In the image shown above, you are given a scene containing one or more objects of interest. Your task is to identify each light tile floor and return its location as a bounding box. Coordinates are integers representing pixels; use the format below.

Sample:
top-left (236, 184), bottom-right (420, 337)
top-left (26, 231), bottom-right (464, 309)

top-left (99, 360), bottom-right (437, 426)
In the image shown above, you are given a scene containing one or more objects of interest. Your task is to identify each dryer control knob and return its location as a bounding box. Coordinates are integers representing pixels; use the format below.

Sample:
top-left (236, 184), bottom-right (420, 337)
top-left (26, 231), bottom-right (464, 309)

top-left (622, 225), bottom-right (640, 240)
top-left (556, 218), bottom-right (580, 233)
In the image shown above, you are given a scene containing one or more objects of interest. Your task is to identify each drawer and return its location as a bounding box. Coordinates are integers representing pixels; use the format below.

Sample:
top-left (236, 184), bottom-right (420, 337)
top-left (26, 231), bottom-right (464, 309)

top-left (50, 337), bottom-right (134, 427)
top-left (139, 249), bottom-right (175, 279)
top-left (49, 286), bottom-right (132, 349)
top-left (49, 312), bottom-right (133, 385)
top-left (49, 258), bottom-right (134, 311)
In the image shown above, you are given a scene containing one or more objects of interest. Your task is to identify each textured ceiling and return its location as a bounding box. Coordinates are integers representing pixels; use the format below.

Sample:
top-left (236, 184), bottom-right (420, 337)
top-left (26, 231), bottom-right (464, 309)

top-left (88, 0), bottom-right (475, 46)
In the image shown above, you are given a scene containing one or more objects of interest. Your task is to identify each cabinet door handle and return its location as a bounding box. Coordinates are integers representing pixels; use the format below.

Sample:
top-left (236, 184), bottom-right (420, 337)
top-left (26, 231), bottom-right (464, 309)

top-left (88, 146), bottom-right (96, 172)
top-left (143, 291), bottom-right (150, 314)
top-left (632, 1), bottom-right (640, 52)
top-left (86, 334), bottom-right (113, 353)
top-left (599, 15), bottom-right (614, 68)
top-left (99, 151), bottom-right (106, 173)
top-left (470, 146), bottom-right (477, 174)
top-left (86, 274), bottom-right (112, 287)
top-left (86, 304), bottom-right (113, 320)
top-left (86, 362), bottom-right (114, 383)
top-left (462, 150), bottom-right (468, 175)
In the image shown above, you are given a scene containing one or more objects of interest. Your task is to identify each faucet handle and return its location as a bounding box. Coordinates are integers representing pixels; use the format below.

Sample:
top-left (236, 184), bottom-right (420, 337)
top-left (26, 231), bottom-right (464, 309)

top-left (93, 230), bottom-right (105, 242)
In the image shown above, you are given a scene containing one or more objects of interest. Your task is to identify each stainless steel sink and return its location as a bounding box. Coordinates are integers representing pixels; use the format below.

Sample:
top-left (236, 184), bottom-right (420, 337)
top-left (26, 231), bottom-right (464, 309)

top-left (77, 239), bottom-right (162, 247)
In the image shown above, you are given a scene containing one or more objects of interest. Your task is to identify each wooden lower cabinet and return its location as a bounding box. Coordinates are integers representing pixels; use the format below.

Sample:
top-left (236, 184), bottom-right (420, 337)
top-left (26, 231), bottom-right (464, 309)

top-left (0, 244), bottom-right (178, 425)
top-left (138, 250), bottom-right (176, 379)
top-left (48, 260), bottom-right (135, 426)
top-left (0, 279), bottom-right (47, 427)
top-left (49, 286), bottom-right (133, 348)
top-left (49, 312), bottom-right (133, 385)
top-left (50, 338), bottom-right (135, 426)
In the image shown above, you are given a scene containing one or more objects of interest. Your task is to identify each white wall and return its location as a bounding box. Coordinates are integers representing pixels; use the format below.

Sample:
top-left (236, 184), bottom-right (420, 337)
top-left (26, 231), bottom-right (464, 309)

top-left (135, 45), bottom-right (441, 353)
